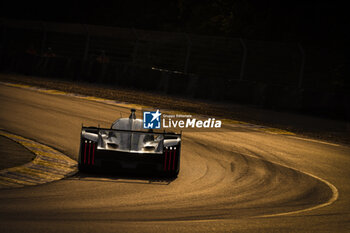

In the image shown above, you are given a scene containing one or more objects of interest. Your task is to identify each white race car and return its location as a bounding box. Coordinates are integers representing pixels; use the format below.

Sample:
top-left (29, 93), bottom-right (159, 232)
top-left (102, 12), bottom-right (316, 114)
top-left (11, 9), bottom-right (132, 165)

top-left (78, 109), bottom-right (181, 178)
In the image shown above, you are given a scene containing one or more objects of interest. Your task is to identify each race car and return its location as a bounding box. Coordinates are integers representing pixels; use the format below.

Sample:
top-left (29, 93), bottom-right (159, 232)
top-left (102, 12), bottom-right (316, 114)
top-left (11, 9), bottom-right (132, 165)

top-left (78, 109), bottom-right (182, 178)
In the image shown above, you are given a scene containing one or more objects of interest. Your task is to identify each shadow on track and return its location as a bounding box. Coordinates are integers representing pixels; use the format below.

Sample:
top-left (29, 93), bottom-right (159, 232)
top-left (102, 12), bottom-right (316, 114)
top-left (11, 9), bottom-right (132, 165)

top-left (67, 171), bottom-right (175, 185)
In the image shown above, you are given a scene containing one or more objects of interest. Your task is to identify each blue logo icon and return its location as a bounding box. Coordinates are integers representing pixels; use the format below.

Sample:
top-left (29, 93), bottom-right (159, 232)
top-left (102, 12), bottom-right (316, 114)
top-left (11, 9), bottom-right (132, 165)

top-left (143, 110), bottom-right (161, 129)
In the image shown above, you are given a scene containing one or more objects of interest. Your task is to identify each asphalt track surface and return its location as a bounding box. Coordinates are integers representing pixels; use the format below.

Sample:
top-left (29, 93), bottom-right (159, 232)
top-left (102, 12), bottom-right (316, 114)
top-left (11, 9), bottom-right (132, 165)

top-left (0, 84), bottom-right (349, 233)
top-left (0, 135), bottom-right (35, 170)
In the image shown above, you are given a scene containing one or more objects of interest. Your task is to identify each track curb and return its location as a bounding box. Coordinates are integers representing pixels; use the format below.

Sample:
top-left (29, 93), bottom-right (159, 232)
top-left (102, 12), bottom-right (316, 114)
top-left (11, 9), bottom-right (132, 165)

top-left (0, 130), bottom-right (77, 189)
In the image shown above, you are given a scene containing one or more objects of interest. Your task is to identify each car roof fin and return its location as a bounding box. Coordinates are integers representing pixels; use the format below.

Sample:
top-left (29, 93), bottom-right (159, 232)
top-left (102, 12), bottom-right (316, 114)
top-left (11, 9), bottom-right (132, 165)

top-left (129, 108), bottom-right (136, 119)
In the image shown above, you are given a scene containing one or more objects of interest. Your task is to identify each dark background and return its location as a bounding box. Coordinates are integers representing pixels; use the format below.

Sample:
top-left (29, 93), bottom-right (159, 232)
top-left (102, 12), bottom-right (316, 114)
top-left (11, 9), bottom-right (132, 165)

top-left (0, 0), bottom-right (349, 121)
top-left (1, 0), bottom-right (349, 46)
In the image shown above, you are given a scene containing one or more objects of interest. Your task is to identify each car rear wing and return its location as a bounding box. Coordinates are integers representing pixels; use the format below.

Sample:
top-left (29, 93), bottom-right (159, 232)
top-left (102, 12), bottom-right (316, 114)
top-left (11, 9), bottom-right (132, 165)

top-left (81, 126), bottom-right (181, 154)
top-left (82, 126), bottom-right (182, 136)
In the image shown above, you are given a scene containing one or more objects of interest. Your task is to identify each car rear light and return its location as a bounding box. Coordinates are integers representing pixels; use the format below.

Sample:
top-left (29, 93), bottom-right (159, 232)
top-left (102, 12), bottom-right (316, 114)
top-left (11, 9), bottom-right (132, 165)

top-left (172, 147), bottom-right (176, 170)
top-left (164, 147), bottom-right (168, 171)
top-left (92, 142), bottom-right (95, 165)
top-left (164, 147), bottom-right (177, 171)
top-left (84, 140), bottom-right (87, 164)
top-left (88, 142), bottom-right (91, 165)
top-left (83, 140), bottom-right (96, 165)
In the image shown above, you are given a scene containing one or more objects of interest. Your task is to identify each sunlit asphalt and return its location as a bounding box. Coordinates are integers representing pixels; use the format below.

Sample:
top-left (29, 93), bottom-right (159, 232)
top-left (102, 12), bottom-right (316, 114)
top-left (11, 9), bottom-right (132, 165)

top-left (0, 84), bottom-right (349, 233)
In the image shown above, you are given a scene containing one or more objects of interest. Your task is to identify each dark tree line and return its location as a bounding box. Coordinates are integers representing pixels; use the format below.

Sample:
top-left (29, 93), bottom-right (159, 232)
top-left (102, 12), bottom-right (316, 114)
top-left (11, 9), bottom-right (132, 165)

top-left (1, 0), bottom-right (348, 46)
